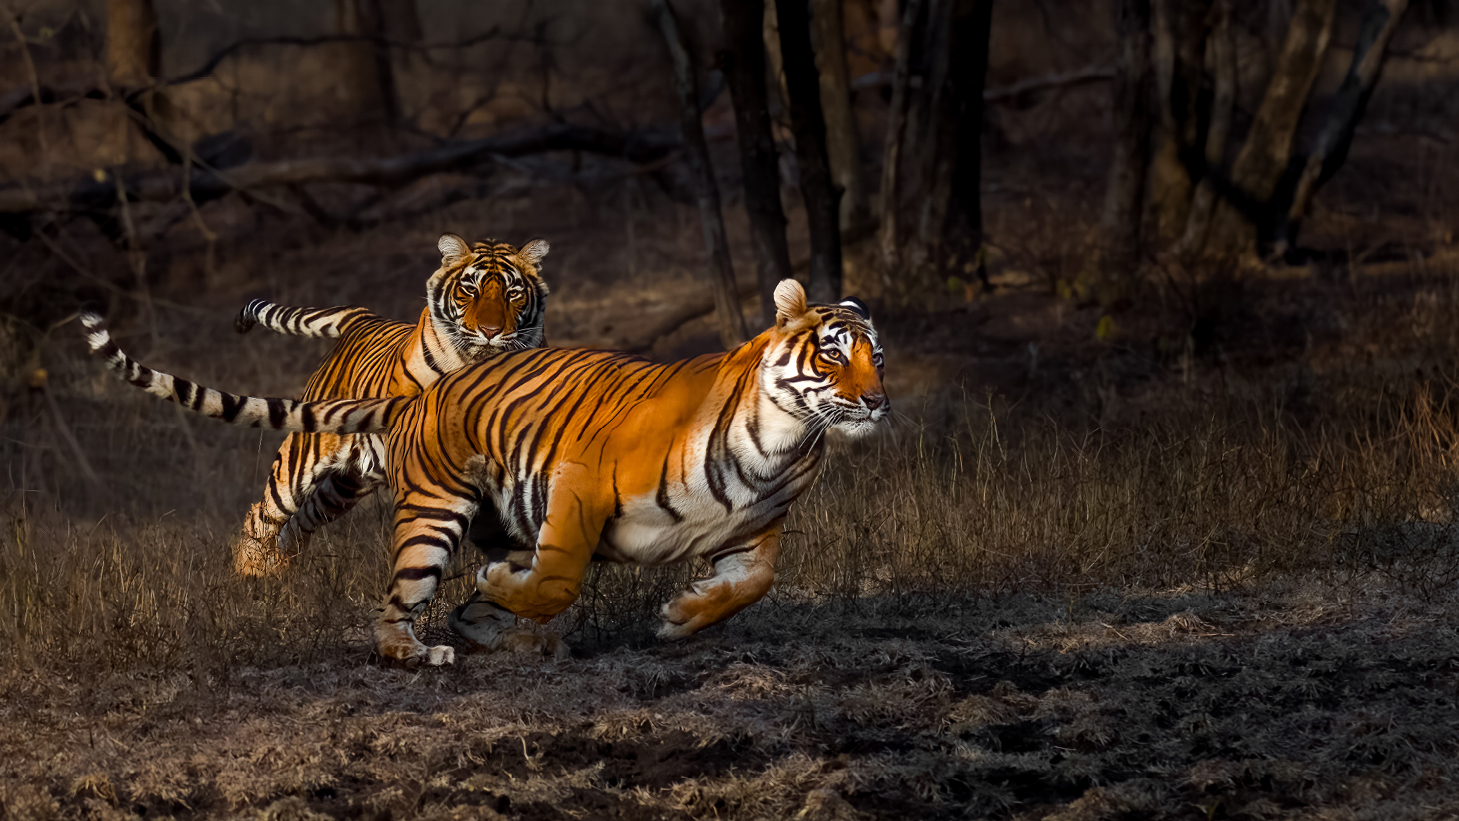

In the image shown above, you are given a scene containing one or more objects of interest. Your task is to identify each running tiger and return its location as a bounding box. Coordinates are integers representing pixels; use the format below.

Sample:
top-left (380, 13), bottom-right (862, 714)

top-left (229, 233), bottom-right (549, 577)
top-left (82, 280), bottom-right (887, 666)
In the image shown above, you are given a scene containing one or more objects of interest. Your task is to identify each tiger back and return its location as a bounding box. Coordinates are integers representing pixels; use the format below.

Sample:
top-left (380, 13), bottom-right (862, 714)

top-left (231, 233), bottom-right (550, 577)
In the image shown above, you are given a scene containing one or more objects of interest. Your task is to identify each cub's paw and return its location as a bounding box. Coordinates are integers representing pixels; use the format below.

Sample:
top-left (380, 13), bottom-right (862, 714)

top-left (426, 645), bottom-right (456, 666)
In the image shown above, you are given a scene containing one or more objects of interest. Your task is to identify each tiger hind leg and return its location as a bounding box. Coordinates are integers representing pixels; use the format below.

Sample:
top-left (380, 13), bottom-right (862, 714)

top-left (233, 432), bottom-right (341, 577)
top-left (448, 592), bottom-right (570, 659)
top-left (276, 469), bottom-right (377, 557)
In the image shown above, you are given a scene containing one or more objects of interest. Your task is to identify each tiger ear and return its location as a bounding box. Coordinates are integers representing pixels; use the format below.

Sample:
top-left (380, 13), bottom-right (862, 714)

top-left (518, 238), bottom-right (550, 267)
top-left (838, 296), bottom-right (870, 320)
top-left (438, 233), bottom-right (470, 266)
top-left (774, 279), bottom-right (808, 328)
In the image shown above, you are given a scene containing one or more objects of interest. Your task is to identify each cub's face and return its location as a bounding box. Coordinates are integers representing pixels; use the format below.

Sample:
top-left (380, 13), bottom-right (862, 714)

top-left (762, 280), bottom-right (889, 439)
top-left (429, 234), bottom-right (551, 359)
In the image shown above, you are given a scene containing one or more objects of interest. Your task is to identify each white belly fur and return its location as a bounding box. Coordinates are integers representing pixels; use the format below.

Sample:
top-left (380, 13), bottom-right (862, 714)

top-left (596, 492), bottom-right (774, 565)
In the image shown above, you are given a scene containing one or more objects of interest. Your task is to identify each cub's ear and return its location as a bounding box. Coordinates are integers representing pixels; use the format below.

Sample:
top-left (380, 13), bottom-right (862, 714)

top-left (838, 297), bottom-right (870, 320)
top-left (438, 233), bottom-right (470, 266)
top-left (518, 238), bottom-right (550, 267)
top-left (774, 279), bottom-right (808, 327)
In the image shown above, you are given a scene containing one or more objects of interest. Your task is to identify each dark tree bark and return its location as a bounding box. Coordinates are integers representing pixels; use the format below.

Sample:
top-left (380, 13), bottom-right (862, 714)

top-left (652, 0), bottom-right (748, 347)
top-left (878, 0), bottom-right (925, 275)
top-left (810, 0), bottom-right (871, 233)
top-left (106, 0), bottom-right (160, 87)
top-left (106, 0), bottom-right (171, 148)
top-left (775, 0), bottom-right (843, 302)
top-left (334, 0), bottom-right (407, 126)
top-left (1101, 0), bottom-right (1154, 289)
top-left (1276, 0), bottom-right (1409, 252)
top-left (938, 0), bottom-right (993, 282)
top-left (378, 0), bottom-right (422, 42)
top-left (1205, 0), bottom-right (1335, 255)
top-left (880, 0), bottom-right (990, 291)
top-left (1149, 0), bottom-right (1213, 241)
top-left (718, 0), bottom-right (794, 329)
top-left (1179, 0), bottom-right (1235, 255)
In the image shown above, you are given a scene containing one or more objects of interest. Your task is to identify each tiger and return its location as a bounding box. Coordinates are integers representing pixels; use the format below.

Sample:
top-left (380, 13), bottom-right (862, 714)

top-left (227, 233), bottom-right (549, 577)
top-left (81, 279), bottom-right (888, 666)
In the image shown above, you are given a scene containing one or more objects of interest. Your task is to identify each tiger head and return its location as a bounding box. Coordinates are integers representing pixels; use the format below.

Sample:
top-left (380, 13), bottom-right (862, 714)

top-left (761, 279), bottom-right (889, 439)
top-left (429, 234), bottom-right (551, 358)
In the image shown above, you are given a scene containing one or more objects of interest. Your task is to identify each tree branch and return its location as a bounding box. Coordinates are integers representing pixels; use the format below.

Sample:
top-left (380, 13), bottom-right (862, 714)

top-left (0, 121), bottom-right (679, 215)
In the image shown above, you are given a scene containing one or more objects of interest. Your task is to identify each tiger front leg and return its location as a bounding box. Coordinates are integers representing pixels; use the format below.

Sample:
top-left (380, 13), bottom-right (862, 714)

top-left (659, 527), bottom-right (781, 639)
top-left (477, 468), bottom-right (604, 626)
top-left (374, 494), bottom-right (477, 667)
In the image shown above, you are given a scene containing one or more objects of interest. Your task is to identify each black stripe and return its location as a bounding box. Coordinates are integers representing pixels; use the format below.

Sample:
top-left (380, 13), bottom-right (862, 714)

top-left (655, 453), bottom-right (683, 523)
top-left (267, 398), bottom-right (286, 428)
top-left (393, 566), bottom-right (443, 583)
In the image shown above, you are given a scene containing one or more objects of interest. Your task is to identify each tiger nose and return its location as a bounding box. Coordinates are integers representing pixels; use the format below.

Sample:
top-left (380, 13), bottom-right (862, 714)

top-left (863, 393), bottom-right (889, 411)
top-left (480, 323), bottom-right (502, 338)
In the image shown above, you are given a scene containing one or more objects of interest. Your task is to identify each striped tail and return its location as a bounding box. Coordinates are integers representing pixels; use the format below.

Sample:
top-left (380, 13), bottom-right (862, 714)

top-left (82, 312), bottom-right (402, 435)
top-left (234, 299), bottom-right (376, 339)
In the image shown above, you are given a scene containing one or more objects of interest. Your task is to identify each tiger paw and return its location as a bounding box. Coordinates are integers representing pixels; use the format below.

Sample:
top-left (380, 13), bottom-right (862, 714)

top-left (476, 561), bottom-right (576, 623)
top-left (231, 536), bottom-right (288, 578)
top-left (657, 600), bottom-right (698, 640)
top-left (382, 641), bottom-right (456, 668)
top-left (498, 629), bottom-right (572, 660)
top-left (376, 624), bottom-right (455, 668)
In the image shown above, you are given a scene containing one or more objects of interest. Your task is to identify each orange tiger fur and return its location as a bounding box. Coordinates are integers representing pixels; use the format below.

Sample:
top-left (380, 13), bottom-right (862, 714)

top-left (83, 280), bottom-right (887, 665)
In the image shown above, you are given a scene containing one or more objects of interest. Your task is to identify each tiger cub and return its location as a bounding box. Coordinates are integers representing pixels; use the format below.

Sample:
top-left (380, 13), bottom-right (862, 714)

top-left (83, 280), bottom-right (887, 665)
top-left (230, 233), bottom-right (549, 576)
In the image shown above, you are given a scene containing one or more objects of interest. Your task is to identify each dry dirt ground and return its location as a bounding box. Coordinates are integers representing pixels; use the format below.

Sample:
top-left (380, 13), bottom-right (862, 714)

top-left (4, 579), bottom-right (1459, 821)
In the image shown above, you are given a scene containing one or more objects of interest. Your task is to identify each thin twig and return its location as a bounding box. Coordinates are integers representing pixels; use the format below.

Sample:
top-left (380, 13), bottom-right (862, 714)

top-left (7, 17), bottom-right (48, 172)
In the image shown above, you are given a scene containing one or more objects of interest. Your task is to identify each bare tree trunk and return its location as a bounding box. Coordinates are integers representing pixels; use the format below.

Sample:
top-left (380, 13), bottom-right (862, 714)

top-left (1179, 0), bottom-right (1234, 255)
top-left (106, 0), bottom-right (160, 87)
top-left (811, 0), bottom-right (871, 233)
top-left (377, 0), bottom-right (421, 123)
top-left (105, 0), bottom-right (171, 170)
top-left (653, 0), bottom-right (748, 347)
top-left (334, 0), bottom-right (395, 125)
top-left (1205, 0), bottom-right (1335, 255)
top-left (903, 0), bottom-right (948, 268)
top-left (1276, 0), bottom-right (1408, 252)
top-left (719, 0), bottom-right (794, 329)
top-left (878, 0), bottom-right (926, 274)
top-left (1101, 0), bottom-right (1153, 288)
top-left (1148, 0), bottom-right (1212, 241)
top-left (776, 0), bottom-right (844, 302)
top-left (377, 0), bottom-right (421, 41)
top-left (939, 0), bottom-right (993, 282)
